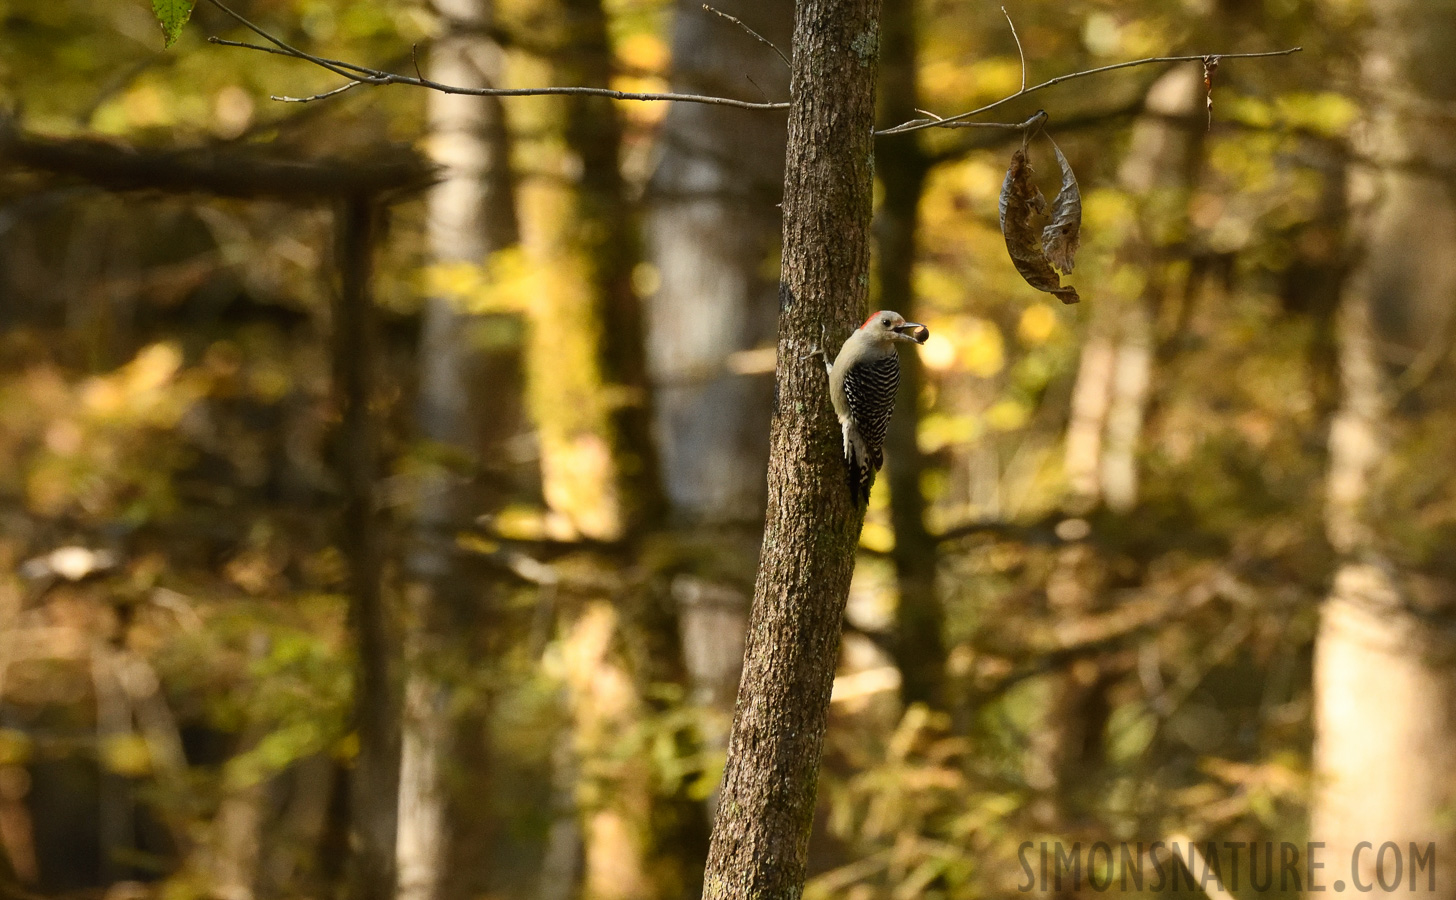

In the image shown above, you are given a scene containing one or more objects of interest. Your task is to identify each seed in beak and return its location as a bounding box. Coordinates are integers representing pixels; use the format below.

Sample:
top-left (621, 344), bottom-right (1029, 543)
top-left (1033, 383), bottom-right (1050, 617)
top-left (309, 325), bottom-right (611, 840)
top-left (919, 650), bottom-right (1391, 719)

top-left (898, 323), bottom-right (929, 344)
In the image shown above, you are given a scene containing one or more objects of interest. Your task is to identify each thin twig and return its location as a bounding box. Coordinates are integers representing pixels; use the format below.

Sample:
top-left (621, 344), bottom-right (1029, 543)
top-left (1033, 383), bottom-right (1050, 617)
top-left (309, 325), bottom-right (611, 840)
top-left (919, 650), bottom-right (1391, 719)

top-left (1002, 6), bottom-right (1025, 94)
top-left (205, 0), bottom-right (368, 82)
top-left (703, 4), bottom-right (791, 70)
top-left (876, 47), bottom-right (1302, 136)
top-left (745, 74), bottom-right (769, 103)
top-left (274, 80), bottom-right (362, 103)
top-left (205, 0), bottom-right (788, 111)
top-left (209, 37), bottom-right (381, 76)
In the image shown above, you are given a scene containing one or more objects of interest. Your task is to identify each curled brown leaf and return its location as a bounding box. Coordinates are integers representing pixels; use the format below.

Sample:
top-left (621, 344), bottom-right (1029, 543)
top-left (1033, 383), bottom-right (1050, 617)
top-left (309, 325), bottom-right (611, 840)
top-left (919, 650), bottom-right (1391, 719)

top-left (1041, 139), bottom-right (1082, 276)
top-left (999, 147), bottom-right (1079, 304)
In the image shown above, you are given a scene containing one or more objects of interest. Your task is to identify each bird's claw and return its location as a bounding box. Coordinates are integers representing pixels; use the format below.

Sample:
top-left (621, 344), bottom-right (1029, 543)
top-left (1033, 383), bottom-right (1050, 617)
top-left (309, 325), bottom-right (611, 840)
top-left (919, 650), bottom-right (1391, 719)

top-left (800, 324), bottom-right (833, 373)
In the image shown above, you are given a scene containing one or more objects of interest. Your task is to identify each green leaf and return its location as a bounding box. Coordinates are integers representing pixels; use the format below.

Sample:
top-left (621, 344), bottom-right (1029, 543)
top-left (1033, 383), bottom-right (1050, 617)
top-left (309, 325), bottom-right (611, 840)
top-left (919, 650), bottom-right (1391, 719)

top-left (151, 0), bottom-right (197, 49)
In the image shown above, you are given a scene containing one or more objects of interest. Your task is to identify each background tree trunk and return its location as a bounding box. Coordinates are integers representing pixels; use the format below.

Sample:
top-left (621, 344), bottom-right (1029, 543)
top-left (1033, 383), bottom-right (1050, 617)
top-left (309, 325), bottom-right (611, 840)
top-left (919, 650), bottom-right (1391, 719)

top-left (1312, 2), bottom-right (1456, 890)
top-left (334, 195), bottom-right (400, 900)
top-left (559, 0), bottom-right (663, 535)
top-left (645, 0), bottom-right (788, 528)
top-left (874, 0), bottom-right (942, 711)
top-left (700, 0), bottom-right (882, 895)
top-left (644, 0), bottom-right (793, 814)
top-left (395, 2), bottom-right (523, 899)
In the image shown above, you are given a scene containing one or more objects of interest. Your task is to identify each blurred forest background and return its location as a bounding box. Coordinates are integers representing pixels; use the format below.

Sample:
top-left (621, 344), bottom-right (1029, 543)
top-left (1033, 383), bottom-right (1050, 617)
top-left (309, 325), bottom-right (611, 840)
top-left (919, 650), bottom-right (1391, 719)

top-left (0, 0), bottom-right (1452, 898)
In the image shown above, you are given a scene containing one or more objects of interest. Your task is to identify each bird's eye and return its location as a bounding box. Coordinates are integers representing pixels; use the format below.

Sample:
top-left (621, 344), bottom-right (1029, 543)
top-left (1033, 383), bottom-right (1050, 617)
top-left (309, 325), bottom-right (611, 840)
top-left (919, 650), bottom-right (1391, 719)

top-left (881, 317), bottom-right (890, 327)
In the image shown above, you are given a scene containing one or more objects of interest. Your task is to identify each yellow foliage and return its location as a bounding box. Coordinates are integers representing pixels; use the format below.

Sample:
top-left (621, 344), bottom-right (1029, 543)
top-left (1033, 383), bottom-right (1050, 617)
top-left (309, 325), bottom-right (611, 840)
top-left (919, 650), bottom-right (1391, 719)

top-left (984, 399), bottom-right (1031, 432)
top-left (101, 733), bottom-right (153, 777)
top-left (121, 83), bottom-right (171, 129)
top-left (419, 247), bottom-right (541, 315)
top-left (959, 318), bottom-right (1005, 378)
top-left (859, 520), bottom-right (894, 553)
top-left (913, 266), bottom-right (967, 309)
top-left (919, 413), bottom-right (981, 454)
top-left (1274, 92), bottom-right (1359, 137)
top-left (616, 32), bottom-right (667, 73)
top-left (0, 730), bottom-right (33, 767)
top-left (1083, 187), bottom-right (1136, 237)
top-left (491, 504), bottom-right (552, 541)
top-left (921, 58), bottom-right (1020, 107)
top-left (1017, 304), bottom-right (1058, 346)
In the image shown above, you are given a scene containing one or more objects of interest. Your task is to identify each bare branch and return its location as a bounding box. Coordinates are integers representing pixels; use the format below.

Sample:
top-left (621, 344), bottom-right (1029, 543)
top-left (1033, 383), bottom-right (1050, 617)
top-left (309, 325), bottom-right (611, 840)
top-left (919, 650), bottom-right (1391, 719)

top-left (205, 0), bottom-right (367, 82)
top-left (1002, 6), bottom-right (1025, 94)
top-left (201, 0), bottom-right (1294, 127)
top-left (876, 47), bottom-right (1302, 136)
top-left (703, 4), bottom-right (791, 71)
top-left (204, 0), bottom-right (788, 111)
top-left (208, 37), bottom-right (380, 77)
top-left (274, 80), bottom-right (363, 103)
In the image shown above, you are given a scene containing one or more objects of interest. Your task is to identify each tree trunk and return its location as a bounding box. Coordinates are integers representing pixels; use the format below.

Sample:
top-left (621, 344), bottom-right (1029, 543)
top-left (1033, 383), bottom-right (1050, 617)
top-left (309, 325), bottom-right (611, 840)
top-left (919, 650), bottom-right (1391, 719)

top-left (646, 0), bottom-right (789, 527)
top-left (1312, 2), bottom-right (1456, 891)
top-left (395, 2), bottom-right (522, 899)
top-left (333, 195), bottom-right (400, 900)
top-left (523, 0), bottom-right (662, 540)
top-left (700, 0), bottom-right (882, 895)
top-left (645, 0), bottom-right (793, 820)
top-left (561, 0), bottom-right (663, 535)
top-left (874, 0), bottom-right (942, 710)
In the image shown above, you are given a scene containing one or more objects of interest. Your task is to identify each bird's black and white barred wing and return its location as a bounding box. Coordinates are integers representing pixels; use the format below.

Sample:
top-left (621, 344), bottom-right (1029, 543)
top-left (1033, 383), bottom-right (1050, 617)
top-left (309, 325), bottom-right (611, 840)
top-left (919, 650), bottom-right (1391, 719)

top-left (842, 353), bottom-right (899, 473)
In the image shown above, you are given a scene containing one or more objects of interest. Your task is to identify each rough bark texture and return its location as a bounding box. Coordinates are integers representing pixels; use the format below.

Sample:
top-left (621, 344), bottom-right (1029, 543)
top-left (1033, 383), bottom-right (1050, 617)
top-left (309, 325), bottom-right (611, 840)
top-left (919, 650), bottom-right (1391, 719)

top-left (1312, 1), bottom-right (1456, 891)
top-left (333, 196), bottom-right (400, 900)
top-left (700, 0), bottom-right (882, 895)
top-left (874, 0), bottom-right (943, 710)
top-left (396, 2), bottom-right (522, 898)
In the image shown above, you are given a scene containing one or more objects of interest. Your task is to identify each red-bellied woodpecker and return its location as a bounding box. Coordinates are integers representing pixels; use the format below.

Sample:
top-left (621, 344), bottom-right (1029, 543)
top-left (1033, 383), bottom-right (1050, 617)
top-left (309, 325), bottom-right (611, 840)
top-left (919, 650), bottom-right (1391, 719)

top-left (816, 310), bottom-right (929, 505)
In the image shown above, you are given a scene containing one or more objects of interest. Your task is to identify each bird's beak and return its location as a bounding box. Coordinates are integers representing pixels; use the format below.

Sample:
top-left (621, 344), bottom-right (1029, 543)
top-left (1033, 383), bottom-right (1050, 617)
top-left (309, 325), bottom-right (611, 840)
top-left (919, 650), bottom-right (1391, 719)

top-left (896, 322), bottom-right (929, 344)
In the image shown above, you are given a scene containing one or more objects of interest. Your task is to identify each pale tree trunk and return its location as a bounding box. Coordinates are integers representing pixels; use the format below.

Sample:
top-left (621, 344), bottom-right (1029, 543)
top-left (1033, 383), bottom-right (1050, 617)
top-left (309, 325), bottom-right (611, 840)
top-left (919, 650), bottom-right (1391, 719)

top-left (1032, 67), bottom-right (1203, 828)
top-left (1062, 67), bottom-right (1202, 515)
top-left (525, 0), bottom-right (688, 893)
top-left (560, 603), bottom-right (652, 900)
top-left (646, 0), bottom-right (788, 526)
top-left (644, 0), bottom-right (792, 811)
top-left (1312, 3), bottom-right (1456, 893)
top-left (207, 732), bottom-right (267, 900)
top-left (875, 0), bottom-right (943, 710)
top-left (700, 0), bottom-right (882, 894)
top-left (396, 4), bottom-right (521, 900)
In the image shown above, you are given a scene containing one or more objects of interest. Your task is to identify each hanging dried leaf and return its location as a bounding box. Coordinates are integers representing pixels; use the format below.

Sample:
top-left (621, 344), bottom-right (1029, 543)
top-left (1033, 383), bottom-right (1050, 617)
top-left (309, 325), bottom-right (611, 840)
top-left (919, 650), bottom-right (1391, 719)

top-left (1203, 56), bottom-right (1220, 130)
top-left (1041, 139), bottom-right (1082, 276)
top-left (999, 148), bottom-right (1079, 304)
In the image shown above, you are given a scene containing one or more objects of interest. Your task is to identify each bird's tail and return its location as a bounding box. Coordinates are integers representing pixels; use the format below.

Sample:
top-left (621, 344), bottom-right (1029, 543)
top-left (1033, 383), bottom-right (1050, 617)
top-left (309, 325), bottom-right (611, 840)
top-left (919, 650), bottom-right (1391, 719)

top-left (842, 422), bottom-right (882, 506)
